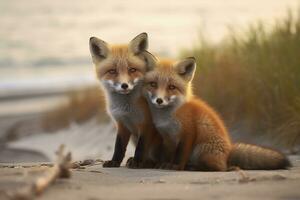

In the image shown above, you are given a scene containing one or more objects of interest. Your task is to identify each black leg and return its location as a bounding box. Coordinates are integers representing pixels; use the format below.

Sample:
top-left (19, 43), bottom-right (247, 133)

top-left (126, 136), bottom-right (145, 168)
top-left (111, 134), bottom-right (126, 163)
top-left (173, 141), bottom-right (184, 165)
top-left (103, 134), bottom-right (127, 168)
top-left (154, 142), bottom-right (165, 163)
top-left (133, 135), bottom-right (144, 162)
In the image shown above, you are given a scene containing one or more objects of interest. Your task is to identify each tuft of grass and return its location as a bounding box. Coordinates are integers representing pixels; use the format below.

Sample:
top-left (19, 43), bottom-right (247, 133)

top-left (182, 11), bottom-right (300, 149)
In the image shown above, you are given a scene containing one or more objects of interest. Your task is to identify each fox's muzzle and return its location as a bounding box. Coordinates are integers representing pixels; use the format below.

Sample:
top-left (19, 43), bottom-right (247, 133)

top-left (102, 77), bottom-right (141, 95)
top-left (147, 91), bottom-right (175, 108)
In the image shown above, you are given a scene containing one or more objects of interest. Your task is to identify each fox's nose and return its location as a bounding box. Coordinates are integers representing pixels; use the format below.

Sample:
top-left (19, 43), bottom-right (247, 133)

top-left (121, 83), bottom-right (128, 90)
top-left (156, 98), bottom-right (163, 105)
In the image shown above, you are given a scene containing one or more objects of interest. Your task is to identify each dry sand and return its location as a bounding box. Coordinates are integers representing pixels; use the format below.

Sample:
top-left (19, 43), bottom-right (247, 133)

top-left (1, 156), bottom-right (300, 200)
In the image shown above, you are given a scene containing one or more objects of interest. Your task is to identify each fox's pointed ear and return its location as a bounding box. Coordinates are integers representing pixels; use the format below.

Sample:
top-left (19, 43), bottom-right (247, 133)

top-left (140, 51), bottom-right (157, 71)
top-left (175, 57), bottom-right (196, 82)
top-left (89, 37), bottom-right (109, 63)
top-left (129, 32), bottom-right (148, 54)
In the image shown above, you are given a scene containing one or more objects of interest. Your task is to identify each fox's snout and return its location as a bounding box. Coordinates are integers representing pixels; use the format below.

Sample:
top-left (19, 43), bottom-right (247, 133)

top-left (156, 98), bottom-right (163, 105)
top-left (115, 81), bottom-right (133, 94)
top-left (153, 96), bottom-right (166, 106)
top-left (103, 77), bottom-right (140, 94)
top-left (147, 91), bottom-right (177, 108)
top-left (121, 83), bottom-right (129, 90)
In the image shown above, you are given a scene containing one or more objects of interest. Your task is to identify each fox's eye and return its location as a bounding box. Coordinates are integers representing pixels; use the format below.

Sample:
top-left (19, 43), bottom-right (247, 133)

top-left (168, 85), bottom-right (176, 90)
top-left (149, 82), bottom-right (157, 88)
top-left (108, 69), bottom-right (117, 74)
top-left (129, 68), bottom-right (137, 73)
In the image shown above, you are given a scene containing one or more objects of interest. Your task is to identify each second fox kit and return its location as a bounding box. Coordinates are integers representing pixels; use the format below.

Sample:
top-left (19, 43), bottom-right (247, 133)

top-left (144, 58), bottom-right (291, 171)
top-left (89, 33), bottom-right (162, 168)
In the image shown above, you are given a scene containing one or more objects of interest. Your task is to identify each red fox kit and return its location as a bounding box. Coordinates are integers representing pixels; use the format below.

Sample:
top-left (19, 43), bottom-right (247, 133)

top-left (89, 33), bottom-right (162, 168)
top-left (143, 58), bottom-right (291, 171)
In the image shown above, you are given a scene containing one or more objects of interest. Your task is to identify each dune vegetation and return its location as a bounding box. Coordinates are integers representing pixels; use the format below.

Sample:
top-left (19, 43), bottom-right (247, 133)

top-left (182, 11), bottom-right (300, 149)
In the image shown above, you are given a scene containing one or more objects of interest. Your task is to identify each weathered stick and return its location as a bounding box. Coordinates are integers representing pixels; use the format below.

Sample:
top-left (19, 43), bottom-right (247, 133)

top-left (6, 145), bottom-right (72, 200)
top-left (33, 145), bottom-right (72, 195)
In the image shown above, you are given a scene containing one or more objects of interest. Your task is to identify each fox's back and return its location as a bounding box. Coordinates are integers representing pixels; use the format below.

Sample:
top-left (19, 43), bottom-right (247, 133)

top-left (175, 97), bottom-right (231, 142)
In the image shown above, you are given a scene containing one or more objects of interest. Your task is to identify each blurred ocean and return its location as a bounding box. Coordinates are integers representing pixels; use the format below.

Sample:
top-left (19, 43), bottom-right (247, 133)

top-left (0, 0), bottom-right (299, 92)
top-left (0, 0), bottom-right (299, 162)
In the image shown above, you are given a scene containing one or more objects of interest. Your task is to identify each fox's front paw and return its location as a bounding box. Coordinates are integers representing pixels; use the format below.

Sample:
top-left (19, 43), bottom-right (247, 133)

top-left (142, 160), bottom-right (156, 169)
top-left (159, 163), bottom-right (181, 170)
top-left (126, 157), bottom-right (140, 168)
top-left (170, 164), bottom-right (181, 170)
top-left (159, 162), bottom-right (173, 169)
top-left (103, 160), bottom-right (120, 168)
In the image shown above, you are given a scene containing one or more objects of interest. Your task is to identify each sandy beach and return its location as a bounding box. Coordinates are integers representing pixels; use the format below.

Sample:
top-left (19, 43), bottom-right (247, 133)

top-left (0, 156), bottom-right (300, 200)
top-left (0, 1), bottom-right (300, 198)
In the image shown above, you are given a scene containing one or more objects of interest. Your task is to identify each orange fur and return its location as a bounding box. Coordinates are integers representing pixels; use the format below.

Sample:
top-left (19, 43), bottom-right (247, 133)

top-left (145, 58), bottom-right (290, 171)
top-left (174, 98), bottom-right (231, 171)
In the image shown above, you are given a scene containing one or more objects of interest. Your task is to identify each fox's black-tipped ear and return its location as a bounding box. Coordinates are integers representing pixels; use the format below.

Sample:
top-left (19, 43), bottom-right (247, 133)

top-left (175, 57), bottom-right (196, 82)
top-left (129, 32), bottom-right (148, 54)
top-left (89, 37), bottom-right (109, 63)
top-left (140, 51), bottom-right (157, 71)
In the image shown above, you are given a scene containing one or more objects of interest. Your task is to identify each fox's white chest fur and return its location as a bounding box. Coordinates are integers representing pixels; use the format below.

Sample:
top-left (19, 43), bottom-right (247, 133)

top-left (149, 103), bottom-right (181, 145)
top-left (107, 88), bottom-right (144, 135)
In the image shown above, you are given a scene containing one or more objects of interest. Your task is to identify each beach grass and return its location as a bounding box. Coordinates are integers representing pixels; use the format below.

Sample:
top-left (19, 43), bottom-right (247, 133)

top-left (182, 11), bottom-right (300, 148)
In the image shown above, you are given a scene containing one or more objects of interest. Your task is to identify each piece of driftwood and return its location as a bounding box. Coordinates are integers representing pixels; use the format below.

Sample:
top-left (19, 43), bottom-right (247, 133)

top-left (236, 169), bottom-right (253, 183)
top-left (34, 145), bottom-right (72, 194)
top-left (5, 145), bottom-right (72, 200)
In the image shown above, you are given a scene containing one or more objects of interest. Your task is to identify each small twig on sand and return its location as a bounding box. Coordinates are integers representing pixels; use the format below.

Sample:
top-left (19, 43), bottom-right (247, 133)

top-left (235, 169), bottom-right (255, 183)
top-left (6, 145), bottom-right (72, 200)
top-left (228, 166), bottom-right (254, 183)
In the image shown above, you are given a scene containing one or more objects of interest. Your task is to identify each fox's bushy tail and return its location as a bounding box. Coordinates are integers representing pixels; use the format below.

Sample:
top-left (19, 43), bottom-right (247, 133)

top-left (228, 143), bottom-right (291, 170)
